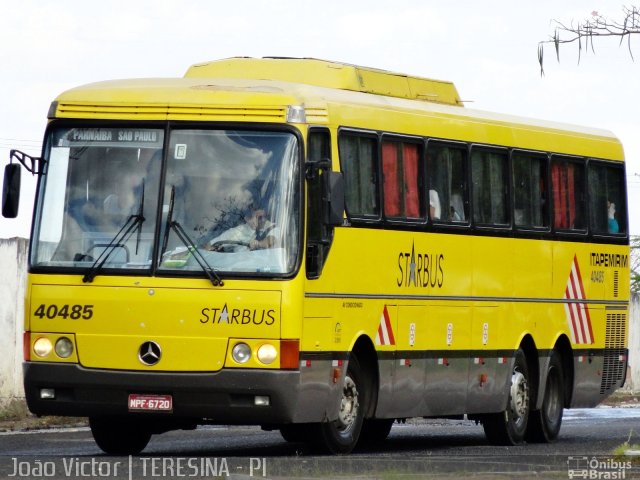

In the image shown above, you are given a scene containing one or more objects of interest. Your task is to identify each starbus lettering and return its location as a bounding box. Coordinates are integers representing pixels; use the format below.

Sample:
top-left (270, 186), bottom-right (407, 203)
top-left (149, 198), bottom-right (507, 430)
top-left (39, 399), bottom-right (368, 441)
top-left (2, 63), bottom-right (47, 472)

top-left (397, 241), bottom-right (444, 288)
top-left (200, 304), bottom-right (276, 325)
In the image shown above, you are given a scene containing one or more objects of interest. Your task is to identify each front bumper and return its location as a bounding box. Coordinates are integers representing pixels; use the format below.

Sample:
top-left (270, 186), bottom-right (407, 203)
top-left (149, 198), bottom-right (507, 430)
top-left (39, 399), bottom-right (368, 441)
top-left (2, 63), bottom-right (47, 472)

top-left (24, 362), bottom-right (300, 424)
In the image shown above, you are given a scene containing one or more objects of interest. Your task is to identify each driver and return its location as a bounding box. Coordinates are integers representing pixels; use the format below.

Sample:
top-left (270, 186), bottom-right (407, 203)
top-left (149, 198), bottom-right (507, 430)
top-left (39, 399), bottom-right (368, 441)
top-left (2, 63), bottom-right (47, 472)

top-left (205, 208), bottom-right (279, 251)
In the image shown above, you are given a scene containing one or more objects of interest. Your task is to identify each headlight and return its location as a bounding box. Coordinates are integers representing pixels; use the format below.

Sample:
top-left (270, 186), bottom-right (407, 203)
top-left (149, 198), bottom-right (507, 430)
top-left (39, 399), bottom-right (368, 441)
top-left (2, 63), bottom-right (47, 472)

top-left (55, 337), bottom-right (74, 358)
top-left (257, 344), bottom-right (278, 365)
top-left (232, 343), bottom-right (252, 364)
top-left (33, 338), bottom-right (53, 358)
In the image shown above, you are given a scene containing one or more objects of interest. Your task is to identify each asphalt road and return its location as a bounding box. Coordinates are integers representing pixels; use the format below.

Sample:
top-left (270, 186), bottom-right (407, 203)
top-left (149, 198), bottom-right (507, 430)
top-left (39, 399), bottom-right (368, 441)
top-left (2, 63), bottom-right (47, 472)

top-left (0, 408), bottom-right (639, 479)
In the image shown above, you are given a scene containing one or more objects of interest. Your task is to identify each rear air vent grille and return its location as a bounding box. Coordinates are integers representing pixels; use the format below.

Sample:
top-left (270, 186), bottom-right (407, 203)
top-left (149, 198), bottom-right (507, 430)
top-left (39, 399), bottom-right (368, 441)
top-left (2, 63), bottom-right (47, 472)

top-left (600, 313), bottom-right (627, 394)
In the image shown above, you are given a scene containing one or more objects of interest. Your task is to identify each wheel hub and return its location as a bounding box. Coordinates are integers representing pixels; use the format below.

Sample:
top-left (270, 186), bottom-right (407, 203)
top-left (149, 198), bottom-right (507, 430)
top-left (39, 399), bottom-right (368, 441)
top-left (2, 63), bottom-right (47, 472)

top-left (509, 370), bottom-right (529, 421)
top-left (338, 375), bottom-right (359, 432)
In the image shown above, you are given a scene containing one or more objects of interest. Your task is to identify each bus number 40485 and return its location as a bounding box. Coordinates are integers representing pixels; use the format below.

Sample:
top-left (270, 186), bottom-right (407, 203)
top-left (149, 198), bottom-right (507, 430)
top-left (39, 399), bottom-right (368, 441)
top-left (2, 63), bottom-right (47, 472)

top-left (33, 304), bottom-right (94, 320)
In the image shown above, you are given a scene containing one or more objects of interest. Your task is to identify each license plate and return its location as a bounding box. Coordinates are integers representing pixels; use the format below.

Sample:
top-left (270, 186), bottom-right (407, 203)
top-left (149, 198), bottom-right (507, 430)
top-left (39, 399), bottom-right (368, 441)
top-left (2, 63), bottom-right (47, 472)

top-left (128, 394), bottom-right (173, 412)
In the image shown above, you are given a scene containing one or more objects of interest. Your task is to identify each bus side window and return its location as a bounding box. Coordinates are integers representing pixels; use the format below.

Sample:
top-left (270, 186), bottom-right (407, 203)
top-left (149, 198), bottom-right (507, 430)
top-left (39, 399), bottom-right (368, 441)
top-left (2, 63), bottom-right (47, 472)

top-left (307, 128), bottom-right (332, 278)
top-left (426, 142), bottom-right (468, 224)
top-left (471, 148), bottom-right (509, 227)
top-left (551, 156), bottom-right (586, 232)
top-left (588, 161), bottom-right (627, 235)
top-left (338, 133), bottom-right (379, 219)
top-left (381, 140), bottom-right (423, 220)
top-left (512, 151), bottom-right (548, 229)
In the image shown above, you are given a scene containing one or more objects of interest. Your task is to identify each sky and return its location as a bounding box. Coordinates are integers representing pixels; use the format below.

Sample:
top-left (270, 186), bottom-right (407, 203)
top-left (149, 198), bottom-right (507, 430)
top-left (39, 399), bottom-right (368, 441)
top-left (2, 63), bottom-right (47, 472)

top-left (1, 0), bottom-right (638, 238)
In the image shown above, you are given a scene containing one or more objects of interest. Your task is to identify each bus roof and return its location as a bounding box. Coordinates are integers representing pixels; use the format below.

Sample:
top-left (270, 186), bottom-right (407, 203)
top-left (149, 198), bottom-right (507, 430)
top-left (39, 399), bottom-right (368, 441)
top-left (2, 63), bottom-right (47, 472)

top-left (51, 57), bottom-right (623, 161)
top-left (185, 57), bottom-right (464, 107)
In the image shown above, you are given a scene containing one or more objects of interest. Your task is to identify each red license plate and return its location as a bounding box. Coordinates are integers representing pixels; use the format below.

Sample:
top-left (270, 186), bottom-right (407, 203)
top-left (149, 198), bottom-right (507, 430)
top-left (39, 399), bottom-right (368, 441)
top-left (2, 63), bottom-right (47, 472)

top-left (128, 394), bottom-right (173, 412)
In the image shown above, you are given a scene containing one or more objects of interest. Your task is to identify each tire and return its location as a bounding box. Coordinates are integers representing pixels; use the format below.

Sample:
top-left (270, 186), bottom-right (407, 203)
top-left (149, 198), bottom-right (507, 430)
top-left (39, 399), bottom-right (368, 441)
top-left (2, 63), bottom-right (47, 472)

top-left (527, 350), bottom-right (564, 443)
top-left (90, 417), bottom-right (152, 455)
top-left (482, 349), bottom-right (531, 445)
top-left (316, 355), bottom-right (366, 454)
top-left (358, 418), bottom-right (394, 448)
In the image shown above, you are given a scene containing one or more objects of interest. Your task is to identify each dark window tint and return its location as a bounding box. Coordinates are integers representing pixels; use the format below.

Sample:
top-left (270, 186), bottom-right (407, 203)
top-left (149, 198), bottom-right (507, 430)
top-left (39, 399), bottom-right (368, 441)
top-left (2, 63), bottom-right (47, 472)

top-left (306, 128), bottom-right (332, 278)
top-left (427, 143), bottom-right (468, 223)
top-left (512, 152), bottom-right (548, 228)
top-left (339, 134), bottom-right (379, 217)
top-left (471, 149), bottom-right (509, 226)
top-left (588, 162), bottom-right (627, 235)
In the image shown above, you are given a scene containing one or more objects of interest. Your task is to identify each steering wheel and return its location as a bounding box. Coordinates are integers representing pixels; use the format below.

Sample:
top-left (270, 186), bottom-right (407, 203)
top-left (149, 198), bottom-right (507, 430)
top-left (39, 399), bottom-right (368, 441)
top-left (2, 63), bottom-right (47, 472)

top-left (209, 240), bottom-right (250, 252)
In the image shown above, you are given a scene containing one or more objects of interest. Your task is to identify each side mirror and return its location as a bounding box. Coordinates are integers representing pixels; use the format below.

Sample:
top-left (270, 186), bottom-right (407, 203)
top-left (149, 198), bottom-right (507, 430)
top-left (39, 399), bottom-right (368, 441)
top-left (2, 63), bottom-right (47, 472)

top-left (325, 171), bottom-right (345, 226)
top-left (2, 163), bottom-right (21, 218)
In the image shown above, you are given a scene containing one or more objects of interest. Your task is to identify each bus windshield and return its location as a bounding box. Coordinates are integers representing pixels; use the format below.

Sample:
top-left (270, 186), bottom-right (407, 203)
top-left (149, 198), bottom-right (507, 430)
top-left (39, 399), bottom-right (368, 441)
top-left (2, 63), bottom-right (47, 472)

top-left (31, 126), bottom-right (300, 277)
top-left (159, 129), bottom-right (300, 275)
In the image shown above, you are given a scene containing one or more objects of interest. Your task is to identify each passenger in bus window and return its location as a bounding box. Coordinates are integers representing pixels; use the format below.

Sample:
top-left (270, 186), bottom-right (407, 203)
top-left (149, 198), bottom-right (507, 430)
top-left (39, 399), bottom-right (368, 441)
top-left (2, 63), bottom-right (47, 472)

top-left (607, 201), bottom-right (619, 233)
top-left (103, 171), bottom-right (143, 216)
top-left (429, 190), bottom-right (441, 220)
top-left (205, 208), bottom-right (280, 251)
top-left (450, 193), bottom-right (465, 222)
top-left (450, 205), bottom-right (462, 222)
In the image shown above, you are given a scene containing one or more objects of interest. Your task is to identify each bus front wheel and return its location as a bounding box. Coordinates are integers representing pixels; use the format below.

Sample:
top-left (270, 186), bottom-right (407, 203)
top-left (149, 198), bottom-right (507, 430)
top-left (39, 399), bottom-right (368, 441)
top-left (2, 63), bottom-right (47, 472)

top-left (526, 350), bottom-right (564, 443)
top-left (316, 355), bottom-right (365, 454)
top-left (89, 416), bottom-right (151, 455)
top-left (482, 349), bottom-right (531, 445)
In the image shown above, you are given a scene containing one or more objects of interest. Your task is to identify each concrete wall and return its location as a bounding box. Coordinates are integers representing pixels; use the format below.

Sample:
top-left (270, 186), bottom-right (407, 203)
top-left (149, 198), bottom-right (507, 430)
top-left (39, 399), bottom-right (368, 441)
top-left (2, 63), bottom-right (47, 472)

top-left (0, 238), bottom-right (27, 408)
top-left (0, 237), bottom-right (638, 410)
top-left (627, 293), bottom-right (640, 391)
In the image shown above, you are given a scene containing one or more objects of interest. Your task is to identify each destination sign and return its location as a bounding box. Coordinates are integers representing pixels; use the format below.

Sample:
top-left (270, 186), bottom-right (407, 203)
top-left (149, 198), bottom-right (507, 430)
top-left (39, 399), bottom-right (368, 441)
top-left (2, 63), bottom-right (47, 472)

top-left (57, 128), bottom-right (163, 148)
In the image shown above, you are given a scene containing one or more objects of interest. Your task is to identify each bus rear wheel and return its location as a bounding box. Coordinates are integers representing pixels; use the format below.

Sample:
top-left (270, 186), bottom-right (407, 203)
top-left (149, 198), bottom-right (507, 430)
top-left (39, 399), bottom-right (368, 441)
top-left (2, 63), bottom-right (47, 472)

top-left (527, 350), bottom-right (564, 443)
top-left (482, 349), bottom-right (530, 445)
top-left (89, 416), bottom-right (151, 455)
top-left (316, 355), bottom-right (365, 454)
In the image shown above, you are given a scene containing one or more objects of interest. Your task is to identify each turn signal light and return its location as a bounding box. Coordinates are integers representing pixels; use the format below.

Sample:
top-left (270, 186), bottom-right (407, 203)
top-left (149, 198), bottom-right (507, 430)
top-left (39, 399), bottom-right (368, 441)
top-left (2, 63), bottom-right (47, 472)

top-left (23, 332), bottom-right (31, 361)
top-left (280, 339), bottom-right (300, 370)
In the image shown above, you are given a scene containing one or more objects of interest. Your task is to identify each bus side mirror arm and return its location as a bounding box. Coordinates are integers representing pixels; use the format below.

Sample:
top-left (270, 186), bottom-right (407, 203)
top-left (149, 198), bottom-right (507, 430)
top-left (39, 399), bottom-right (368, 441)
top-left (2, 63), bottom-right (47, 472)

top-left (10, 149), bottom-right (47, 175)
top-left (3, 149), bottom-right (47, 219)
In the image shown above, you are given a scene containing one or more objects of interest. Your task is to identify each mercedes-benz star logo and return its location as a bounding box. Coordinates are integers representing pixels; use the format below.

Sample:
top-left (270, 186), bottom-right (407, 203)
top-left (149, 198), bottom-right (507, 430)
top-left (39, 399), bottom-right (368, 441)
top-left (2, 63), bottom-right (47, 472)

top-left (138, 341), bottom-right (162, 366)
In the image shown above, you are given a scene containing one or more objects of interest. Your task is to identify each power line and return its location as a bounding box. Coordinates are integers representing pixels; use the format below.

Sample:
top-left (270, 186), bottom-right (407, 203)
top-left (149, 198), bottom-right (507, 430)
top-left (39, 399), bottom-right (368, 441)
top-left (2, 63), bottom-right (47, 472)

top-left (0, 137), bottom-right (42, 144)
top-left (0, 144), bottom-right (42, 150)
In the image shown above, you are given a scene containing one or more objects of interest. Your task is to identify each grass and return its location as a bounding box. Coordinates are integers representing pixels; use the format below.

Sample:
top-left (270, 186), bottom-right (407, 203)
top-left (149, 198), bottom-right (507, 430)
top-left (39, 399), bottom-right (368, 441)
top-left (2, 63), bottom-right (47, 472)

top-left (0, 398), bottom-right (86, 431)
top-left (612, 430), bottom-right (640, 465)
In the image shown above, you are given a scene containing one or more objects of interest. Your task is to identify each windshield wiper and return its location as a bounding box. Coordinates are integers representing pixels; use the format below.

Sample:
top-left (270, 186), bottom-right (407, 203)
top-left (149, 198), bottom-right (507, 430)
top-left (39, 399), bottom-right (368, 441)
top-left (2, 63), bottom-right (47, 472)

top-left (134, 181), bottom-right (145, 255)
top-left (82, 187), bottom-right (145, 283)
top-left (160, 186), bottom-right (224, 287)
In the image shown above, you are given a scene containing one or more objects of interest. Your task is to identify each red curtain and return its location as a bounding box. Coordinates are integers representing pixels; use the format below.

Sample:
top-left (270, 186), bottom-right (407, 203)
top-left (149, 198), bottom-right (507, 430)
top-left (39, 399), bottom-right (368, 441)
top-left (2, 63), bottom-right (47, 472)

top-left (552, 162), bottom-right (577, 229)
top-left (403, 144), bottom-right (420, 217)
top-left (382, 142), bottom-right (400, 217)
top-left (567, 163), bottom-right (576, 227)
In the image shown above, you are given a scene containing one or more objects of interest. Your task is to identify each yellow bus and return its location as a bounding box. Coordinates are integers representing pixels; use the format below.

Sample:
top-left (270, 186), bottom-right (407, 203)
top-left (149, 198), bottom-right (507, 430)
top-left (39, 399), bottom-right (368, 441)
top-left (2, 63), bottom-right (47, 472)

top-left (2, 58), bottom-right (629, 454)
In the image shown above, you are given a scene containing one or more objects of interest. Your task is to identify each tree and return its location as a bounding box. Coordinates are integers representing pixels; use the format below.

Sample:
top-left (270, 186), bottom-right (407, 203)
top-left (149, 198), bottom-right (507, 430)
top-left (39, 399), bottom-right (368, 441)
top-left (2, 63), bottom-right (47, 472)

top-left (538, 6), bottom-right (640, 75)
top-left (538, 9), bottom-right (639, 295)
